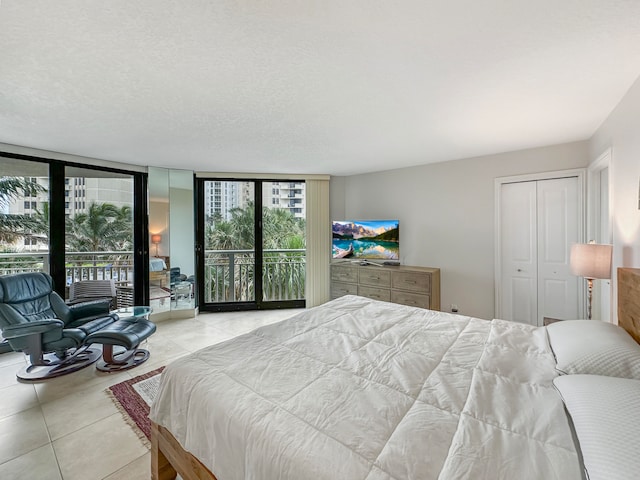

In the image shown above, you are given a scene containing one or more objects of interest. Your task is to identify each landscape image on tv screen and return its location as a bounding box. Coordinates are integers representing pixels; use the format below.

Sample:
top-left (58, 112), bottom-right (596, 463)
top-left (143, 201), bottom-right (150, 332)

top-left (332, 220), bottom-right (399, 261)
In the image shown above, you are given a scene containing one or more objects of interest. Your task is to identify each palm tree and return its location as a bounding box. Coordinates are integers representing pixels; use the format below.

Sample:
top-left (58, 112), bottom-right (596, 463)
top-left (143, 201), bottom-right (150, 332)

top-left (66, 202), bottom-right (132, 252)
top-left (109, 205), bottom-right (133, 250)
top-left (0, 177), bottom-right (46, 244)
top-left (205, 203), bottom-right (306, 301)
top-left (206, 221), bottom-right (236, 250)
top-left (0, 177), bottom-right (44, 204)
top-left (228, 202), bottom-right (255, 249)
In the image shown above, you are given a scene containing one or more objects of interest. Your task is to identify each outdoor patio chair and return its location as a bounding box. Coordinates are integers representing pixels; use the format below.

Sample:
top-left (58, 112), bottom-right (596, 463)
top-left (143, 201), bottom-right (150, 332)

top-left (68, 279), bottom-right (117, 309)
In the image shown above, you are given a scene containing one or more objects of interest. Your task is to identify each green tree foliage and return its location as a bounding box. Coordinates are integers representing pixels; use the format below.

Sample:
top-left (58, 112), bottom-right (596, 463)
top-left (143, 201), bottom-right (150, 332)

top-left (206, 202), bottom-right (305, 250)
top-left (0, 177), bottom-right (47, 243)
top-left (65, 202), bottom-right (132, 252)
top-left (205, 202), bottom-right (306, 302)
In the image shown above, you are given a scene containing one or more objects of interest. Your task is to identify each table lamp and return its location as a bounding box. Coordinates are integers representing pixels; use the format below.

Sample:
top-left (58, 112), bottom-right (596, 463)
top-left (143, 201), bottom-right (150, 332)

top-left (151, 234), bottom-right (162, 256)
top-left (569, 242), bottom-right (612, 320)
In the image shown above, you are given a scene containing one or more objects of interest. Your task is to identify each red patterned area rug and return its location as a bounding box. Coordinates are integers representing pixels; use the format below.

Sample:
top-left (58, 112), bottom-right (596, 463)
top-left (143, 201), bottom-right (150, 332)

top-left (106, 365), bottom-right (165, 448)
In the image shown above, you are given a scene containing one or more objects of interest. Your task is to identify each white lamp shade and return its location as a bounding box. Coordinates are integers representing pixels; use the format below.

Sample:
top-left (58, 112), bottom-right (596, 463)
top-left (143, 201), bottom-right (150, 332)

top-left (570, 243), bottom-right (613, 279)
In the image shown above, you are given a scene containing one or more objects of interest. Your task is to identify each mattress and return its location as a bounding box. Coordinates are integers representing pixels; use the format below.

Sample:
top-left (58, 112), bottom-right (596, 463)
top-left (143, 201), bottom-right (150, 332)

top-left (149, 257), bottom-right (167, 272)
top-left (149, 295), bottom-right (582, 480)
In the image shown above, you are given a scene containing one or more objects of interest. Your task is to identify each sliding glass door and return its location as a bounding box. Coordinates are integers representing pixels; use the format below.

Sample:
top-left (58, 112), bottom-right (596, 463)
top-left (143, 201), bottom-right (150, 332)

top-left (63, 166), bottom-right (136, 307)
top-left (196, 179), bottom-right (305, 311)
top-left (261, 181), bottom-right (306, 303)
top-left (0, 152), bottom-right (148, 306)
top-left (200, 180), bottom-right (255, 305)
top-left (0, 157), bottom-right (50, 275)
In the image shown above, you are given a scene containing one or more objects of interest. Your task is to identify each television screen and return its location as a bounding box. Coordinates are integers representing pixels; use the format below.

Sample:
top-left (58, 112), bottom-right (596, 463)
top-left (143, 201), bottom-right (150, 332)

top-left (332, 220), bottom-right (399, 262)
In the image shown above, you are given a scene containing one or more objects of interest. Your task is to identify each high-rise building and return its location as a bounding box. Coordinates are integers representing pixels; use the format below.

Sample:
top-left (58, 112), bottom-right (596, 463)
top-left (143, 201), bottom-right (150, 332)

top-left (203, 180), bottom-right (242, 221)
top-left (263, 181), bottom-right (305, 219)
top-left (64, 177), bottom-right (133, 216)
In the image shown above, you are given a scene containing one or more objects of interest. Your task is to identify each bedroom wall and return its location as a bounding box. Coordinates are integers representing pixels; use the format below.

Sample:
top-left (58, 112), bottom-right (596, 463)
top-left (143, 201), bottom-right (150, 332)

top-left (331, 141), bottom-right (589, 320)
top-left (168, 171), bottom-right (196, 279)
top-left (589, 73), bottom-right (640, 323)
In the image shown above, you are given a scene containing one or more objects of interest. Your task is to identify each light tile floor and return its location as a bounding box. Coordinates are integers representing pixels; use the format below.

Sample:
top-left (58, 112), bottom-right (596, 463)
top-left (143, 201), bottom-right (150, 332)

top-left (0, 308), bottom-right (302, 480)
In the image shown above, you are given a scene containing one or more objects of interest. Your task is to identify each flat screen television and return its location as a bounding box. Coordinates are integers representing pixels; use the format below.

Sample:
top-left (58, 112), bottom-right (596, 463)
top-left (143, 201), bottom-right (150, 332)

top-left (332, 220), bottom-right (400, 264)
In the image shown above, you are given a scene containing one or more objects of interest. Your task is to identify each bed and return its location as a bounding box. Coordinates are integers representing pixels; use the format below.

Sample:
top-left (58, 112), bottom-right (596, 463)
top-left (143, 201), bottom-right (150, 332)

top-left (149, 268), bottom-right (640, 480)
top-left (150, 257), bottom-right (169, 287)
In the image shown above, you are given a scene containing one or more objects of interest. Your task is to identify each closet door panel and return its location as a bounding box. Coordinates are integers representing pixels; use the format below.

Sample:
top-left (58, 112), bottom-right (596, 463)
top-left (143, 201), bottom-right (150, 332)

top-left (500, 181), bottom-right (537, 325)
top-left (537, 178), bottom-right (579, 324)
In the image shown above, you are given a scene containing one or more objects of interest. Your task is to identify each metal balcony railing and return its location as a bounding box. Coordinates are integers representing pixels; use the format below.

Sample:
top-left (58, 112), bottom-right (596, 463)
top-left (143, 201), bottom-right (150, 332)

top-left (63, 251), bottom-right (135, 285)
top-left (0, 252), bottom-right (50, 276)
top-left (0, 251), bottom-right (133, 302)
top-left (0, 248), bottom-right (306, 303)
top-left (204, 248), bottom-right (305, 303)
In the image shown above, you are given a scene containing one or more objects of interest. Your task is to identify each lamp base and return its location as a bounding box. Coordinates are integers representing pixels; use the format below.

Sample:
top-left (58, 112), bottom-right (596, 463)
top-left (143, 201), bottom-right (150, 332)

top-left (586, 277), bottom-right (594, 320)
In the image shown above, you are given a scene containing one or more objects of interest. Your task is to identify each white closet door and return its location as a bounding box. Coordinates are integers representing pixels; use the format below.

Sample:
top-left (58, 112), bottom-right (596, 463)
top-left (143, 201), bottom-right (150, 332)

top-left (536, 177), bottom-right (579, 324)
top-left (500, 181), bottom-right (538, 325)
top-left (499, 176), bottom-right (580, 326)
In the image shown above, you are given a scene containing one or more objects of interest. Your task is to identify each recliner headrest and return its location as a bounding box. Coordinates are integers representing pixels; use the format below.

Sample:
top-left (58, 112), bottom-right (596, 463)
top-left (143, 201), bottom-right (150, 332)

top-left (0, 272), bottom-right (54, 303)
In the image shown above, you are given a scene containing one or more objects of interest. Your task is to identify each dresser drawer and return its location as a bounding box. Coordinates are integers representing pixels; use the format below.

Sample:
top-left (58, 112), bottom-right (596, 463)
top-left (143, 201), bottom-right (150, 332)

top-left (391, 290), bottom-right (430, 309)
top-left (358, 286), bottom-right (391, 302)
top-left (331, 282), bottom-right (358, 299)
top-left (392, 271), bottom-right (430, 293)
top-left (331, 266), bottom-right (358, 283)
top-left (358, 269), bottom-right (391, 288)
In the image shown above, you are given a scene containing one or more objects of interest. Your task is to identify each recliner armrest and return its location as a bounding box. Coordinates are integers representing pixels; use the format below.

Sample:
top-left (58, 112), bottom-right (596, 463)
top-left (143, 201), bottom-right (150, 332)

top-left (2, 319), bottom-right (64, 339)
top-left (68, 299), bottom-right (112, 319)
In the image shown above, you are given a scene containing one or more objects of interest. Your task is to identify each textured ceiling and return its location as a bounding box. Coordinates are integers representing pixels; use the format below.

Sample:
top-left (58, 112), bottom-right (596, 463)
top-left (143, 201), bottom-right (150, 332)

top-left (1, 1), bottom-right (640, 175)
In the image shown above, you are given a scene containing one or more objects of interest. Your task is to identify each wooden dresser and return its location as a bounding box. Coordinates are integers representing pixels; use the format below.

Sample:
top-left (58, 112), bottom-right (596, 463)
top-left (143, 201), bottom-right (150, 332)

top-left (330, 263), bottom-right (440, 311)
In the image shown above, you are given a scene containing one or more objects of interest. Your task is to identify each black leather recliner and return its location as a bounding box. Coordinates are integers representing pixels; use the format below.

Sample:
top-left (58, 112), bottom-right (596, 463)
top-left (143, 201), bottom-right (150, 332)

top-left (0, 272), bottom-right (155, 381)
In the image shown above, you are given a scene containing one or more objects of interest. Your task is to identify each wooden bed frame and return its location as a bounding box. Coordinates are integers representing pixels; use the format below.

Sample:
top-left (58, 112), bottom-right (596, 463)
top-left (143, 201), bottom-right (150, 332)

top-left (151, 422), bottom-right (218, 480)
top-left (618, 267), bottom-right (640, 343)
top-left (150, 267), bottom-right (640, 480)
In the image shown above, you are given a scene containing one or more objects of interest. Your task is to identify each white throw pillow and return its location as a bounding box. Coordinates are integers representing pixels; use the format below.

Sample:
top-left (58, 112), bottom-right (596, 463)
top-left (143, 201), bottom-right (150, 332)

top-left (554, 374), bottom-right (640, 480)
top-left (547, 320), bottom-right (640, 379)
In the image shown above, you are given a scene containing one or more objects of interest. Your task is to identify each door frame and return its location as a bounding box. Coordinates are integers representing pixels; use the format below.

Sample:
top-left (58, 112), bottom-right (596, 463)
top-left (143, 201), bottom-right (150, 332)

top-left (494, 168), bottom-right (586, 321)
top-left (195, 178), bottom-right (306, 312)
top-left (0, 150), bottom-right (149, 305)
top-left (587, 148), bottom-right (613, 320)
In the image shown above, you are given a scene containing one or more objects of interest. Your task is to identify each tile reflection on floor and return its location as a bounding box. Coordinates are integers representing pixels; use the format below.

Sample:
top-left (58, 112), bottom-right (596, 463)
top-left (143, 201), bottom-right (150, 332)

top-left (0, 308), bottom-right (301, 480)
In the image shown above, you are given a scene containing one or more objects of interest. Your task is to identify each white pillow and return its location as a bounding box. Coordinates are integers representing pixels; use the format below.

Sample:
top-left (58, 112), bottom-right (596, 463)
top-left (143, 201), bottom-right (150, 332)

top-left (554, 375), bottom-right (640, 480)
top-left (547, 320), bottom-right (640, 379)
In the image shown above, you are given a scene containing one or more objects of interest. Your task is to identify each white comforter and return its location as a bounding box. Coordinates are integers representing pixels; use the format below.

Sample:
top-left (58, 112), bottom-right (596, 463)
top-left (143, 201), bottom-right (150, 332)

top-left (149, 295), bottom-right (582, 480)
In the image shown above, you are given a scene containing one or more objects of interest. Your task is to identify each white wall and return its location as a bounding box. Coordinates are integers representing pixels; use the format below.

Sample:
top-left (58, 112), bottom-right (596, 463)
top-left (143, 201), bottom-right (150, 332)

top-left (149, 166), bottom-right (170, 257)
top-left (329, 175), bottom-right (346, 221)
top-left (589, 74), bottom-right (640, 323)
top-left (169, 171), bottom-right (195, 278)
top-left (331, 141), bottom-right (588, 320)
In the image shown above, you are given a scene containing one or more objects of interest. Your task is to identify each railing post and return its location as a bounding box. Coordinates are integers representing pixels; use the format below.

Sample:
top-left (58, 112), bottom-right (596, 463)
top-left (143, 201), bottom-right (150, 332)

top-left (197, 248), bottom-right (305, 304)
top-left (229, 252), bottom-right (235, 302)
top-left (42, 254), bottom-right (50, 274)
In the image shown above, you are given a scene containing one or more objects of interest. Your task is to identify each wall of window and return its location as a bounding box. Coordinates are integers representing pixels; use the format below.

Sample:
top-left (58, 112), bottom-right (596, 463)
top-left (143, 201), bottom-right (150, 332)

top-left (0, 152), bottom-right (148, 306)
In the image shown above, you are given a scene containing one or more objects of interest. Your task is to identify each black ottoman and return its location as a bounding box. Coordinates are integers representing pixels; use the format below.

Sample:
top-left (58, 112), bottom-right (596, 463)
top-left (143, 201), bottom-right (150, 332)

top-left (85, 318), bottom-right (157, 372)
